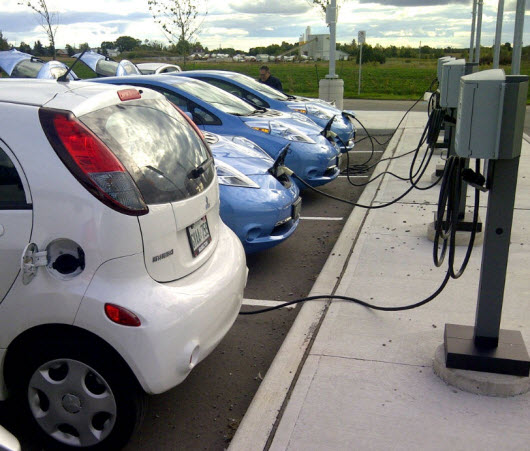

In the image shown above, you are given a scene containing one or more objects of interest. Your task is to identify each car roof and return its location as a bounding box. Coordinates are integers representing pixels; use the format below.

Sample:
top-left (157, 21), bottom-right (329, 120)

top-left (180, 70), bottom-right (238, 78)
top-left (0, 79), bottom-right (163, 115)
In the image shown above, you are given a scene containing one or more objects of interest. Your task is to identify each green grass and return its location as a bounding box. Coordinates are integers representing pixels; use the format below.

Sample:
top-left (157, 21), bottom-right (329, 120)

top-left (24, 57), bottom-right (530, 102)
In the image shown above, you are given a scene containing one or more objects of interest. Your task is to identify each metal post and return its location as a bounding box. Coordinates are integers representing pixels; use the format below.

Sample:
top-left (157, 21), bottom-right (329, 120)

top-left (327, 0), bottom-right (337, 78)
top-left (493, 0), bottom-right (505, 69)
top-left (512, 0), bottom-right (526, 75)
top-left (469, 0), bottom-right (478, 62)
top-left (474, 0), bottom-right (484, 65)
top-left (358, 43), bottom-right (363, 95)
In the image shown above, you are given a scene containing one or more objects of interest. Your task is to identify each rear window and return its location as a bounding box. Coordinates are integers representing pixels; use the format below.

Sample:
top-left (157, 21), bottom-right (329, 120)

top-left (80, 98), bottom-right (214, 204)
top-left (95, 59), bottom-right (119, 77)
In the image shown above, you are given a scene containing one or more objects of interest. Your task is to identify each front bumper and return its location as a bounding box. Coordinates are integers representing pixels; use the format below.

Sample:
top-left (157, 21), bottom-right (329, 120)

top-left (220, 176), bottom-right (301, 253)
top-left (73, 222), bottom-right (247, 395)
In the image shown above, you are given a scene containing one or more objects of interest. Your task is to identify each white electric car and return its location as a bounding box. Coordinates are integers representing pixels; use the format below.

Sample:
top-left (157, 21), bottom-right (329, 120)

top-left (0, 79), bottom-right (247, 449)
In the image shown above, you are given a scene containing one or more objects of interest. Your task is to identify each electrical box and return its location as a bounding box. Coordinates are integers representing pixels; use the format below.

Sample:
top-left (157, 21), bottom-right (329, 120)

top-left (440, 59), bottom-right (466, 108)
top-left (455, 70), bottom-right (528, 160)
top-left (437, 56), bottom-right (455, 85)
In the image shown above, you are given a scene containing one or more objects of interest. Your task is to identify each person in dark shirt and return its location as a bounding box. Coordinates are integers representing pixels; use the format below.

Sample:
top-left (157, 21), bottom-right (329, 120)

top-left (258, 65), bottom-right (283, 92)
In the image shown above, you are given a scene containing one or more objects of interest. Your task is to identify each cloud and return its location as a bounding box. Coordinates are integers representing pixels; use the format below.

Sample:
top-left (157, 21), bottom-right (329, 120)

top-left (229, 0), bottom-right (311, 15)
top-left (358, 0), bottom-right (470, 6)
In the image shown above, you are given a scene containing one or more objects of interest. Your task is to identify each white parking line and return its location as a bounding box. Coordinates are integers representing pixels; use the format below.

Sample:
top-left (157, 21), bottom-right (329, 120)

top-left (300, 216), bottom-right (343, 221)
top-left (242, 298), bottom-right (296, 309)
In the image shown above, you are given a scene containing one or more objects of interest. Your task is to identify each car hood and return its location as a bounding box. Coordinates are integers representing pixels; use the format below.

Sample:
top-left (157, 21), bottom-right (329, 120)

top-left (0, 49), bottom-right (77, 80)
top-left (239, 110), bottom-right (323, 138)
top-left (0, 49), bottom-right (32, 75)
top-left (73, 50), bottom-right (140, 76)
top-left (205, 132), bottom-right (274, 176)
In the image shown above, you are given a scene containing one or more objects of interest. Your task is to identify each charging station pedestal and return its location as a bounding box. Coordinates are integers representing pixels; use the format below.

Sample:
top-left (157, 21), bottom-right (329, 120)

top-left (443, 71), bottom-right (530, 377)
top-left (319, 77), bottom-right (344, 110)
top-left (428, 60), bottom-right (483, 245)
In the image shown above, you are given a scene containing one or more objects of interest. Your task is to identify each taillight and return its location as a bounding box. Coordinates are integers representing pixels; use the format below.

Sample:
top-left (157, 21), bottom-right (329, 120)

top-left (105, 303), bottom-right (141, 327)
top-left (39, 108), bottom-right (148, 216)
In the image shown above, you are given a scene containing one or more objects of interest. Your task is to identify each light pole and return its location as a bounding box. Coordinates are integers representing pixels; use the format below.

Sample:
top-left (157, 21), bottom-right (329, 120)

top-left (493, 0), bottom-right (505, 69)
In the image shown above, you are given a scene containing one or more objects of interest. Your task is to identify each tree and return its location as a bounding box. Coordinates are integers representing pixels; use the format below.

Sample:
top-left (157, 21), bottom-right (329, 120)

top-left (33, 40), bottom-right (45, 56)
top-left (65, 43), bottom-right (76, 56)
top-left (18, 42), bottom-right (32, 53)
top-left (148, 0), bottom-right (207, 62)
top-left (18, 0), bottom-right (59, 59)
top-left (0, 31), bottom-right (9, 50)
top-left (115, 36), bottom-right (140, 53)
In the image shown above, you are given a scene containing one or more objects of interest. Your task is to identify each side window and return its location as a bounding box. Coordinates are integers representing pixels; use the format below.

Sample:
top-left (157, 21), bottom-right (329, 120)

top-left (160, 90), bottom-right (189, 111)
top-left (204, 78), bottom-right (269, 108)
top-left (0, 147), bottom-right (29, 209)
top-left (190, 104), bottom-right (221, 126)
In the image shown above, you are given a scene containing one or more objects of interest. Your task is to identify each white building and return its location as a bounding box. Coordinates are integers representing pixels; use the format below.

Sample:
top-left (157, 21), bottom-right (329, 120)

top-left (299, 26), bottom-right (349, 61)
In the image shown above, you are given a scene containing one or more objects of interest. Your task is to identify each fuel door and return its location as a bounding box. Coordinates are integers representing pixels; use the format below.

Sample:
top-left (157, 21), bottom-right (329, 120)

top-left (21, 243), bottom-right (48, 285)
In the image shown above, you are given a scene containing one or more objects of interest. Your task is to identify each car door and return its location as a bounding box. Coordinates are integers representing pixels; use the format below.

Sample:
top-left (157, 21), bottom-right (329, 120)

top-left (0, 142), bottom-right (32, 302)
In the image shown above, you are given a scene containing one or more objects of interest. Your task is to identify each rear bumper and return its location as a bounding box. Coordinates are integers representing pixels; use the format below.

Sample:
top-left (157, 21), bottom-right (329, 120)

top-left (74, 222), bottom-right (247, 394)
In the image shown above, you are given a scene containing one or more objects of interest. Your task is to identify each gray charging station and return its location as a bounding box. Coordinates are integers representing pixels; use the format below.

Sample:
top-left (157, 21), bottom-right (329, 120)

top-left (444, 69), bottom-right (530, 376)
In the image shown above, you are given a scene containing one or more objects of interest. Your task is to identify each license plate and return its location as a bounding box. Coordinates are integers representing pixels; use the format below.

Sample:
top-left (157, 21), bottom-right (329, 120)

top-left (187, 216), bottom-right (212, 257)
top-left (292, 197), bottom-right (302, 221)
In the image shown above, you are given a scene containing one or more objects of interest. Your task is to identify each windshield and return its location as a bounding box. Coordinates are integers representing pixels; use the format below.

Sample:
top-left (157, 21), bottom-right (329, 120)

top-left (227, 72), bottom-right (289, 100)
top-left (95, 59), bottom-right (119, 77)
top-left (173, 79), bottom-right (256, 116)
top-left (11, 60), bottom-right (43, 78)
top-left (81, 98), bottom-right (213, 204)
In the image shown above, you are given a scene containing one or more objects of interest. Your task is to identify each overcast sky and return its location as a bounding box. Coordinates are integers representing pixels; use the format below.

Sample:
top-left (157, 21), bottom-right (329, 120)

top-left (1, 0), bottom-right (529, 52)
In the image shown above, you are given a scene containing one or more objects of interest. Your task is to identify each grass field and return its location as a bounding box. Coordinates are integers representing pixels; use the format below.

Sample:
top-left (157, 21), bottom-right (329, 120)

top-left (24, 56), bottom-right (530, 102)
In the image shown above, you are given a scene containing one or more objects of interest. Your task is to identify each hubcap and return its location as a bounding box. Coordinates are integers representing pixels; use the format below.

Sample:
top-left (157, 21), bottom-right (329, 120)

top-left (28, 358), bottom-right (117, 447)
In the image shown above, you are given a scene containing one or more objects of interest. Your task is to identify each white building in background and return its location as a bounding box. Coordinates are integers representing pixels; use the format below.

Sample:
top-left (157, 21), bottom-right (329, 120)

top-left (299, 26), bottom-right (349, 61)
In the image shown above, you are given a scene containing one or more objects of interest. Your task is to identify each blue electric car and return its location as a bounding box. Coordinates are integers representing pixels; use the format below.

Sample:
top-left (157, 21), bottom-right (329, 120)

top-left (89, 75), bottom-right (342, 189)
top-left (205, 132), bottom-right (301, 253)
top-left (175, 70), bottom-right (356, 151)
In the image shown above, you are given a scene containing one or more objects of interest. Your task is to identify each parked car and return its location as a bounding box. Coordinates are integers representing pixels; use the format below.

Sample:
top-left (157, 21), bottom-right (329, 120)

top-left (176, 70), bottom-right (356, 151)
top-left (204, 131), bottom-right (301, 253)
top-left (0, 79), bottom-right (247, 449)
top-left (0, 49), bottom-right (77, 80)
top-left (136, 62), bottom-right (182, 74)
top-left (73, 49), bottom-right (141, 76)
top-left (90, 75), bottom-right (342, 188)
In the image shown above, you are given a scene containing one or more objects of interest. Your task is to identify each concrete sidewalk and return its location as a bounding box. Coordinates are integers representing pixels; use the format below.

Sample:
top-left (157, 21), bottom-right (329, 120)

top-left (229, 108), bottom-right (530, 450)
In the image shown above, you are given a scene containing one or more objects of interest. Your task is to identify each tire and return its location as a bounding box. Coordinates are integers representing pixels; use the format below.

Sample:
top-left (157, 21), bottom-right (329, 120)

top-left (11, 339), bottom-right (147, 450)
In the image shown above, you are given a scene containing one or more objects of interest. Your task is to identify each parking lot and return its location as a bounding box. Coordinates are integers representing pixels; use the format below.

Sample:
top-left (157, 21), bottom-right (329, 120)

top-left (0, 132), bottom-right (387, 451)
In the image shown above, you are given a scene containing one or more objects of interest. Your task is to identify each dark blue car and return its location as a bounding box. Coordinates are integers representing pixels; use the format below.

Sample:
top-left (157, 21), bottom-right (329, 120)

top-left (89, 75), bottom-right (342, 189)
top-left (174, 70), bottom-right (356, 152)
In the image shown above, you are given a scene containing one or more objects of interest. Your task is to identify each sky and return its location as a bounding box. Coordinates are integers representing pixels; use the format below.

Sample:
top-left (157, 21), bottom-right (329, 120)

top-left (1, 0), bottom-right (529, 52)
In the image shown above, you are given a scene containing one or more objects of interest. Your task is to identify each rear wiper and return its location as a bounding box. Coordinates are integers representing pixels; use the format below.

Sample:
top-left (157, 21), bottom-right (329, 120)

top-left (188, 157), bottom-right (213, 179)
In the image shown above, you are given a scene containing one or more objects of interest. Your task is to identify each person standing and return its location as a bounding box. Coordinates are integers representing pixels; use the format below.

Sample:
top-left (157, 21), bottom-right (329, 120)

top-left (258, 65), bottom-right (283, 91)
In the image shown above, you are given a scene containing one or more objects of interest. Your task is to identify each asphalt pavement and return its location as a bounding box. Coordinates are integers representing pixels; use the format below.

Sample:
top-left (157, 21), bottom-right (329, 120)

top-left (229, 103), bottom-right (530, 450)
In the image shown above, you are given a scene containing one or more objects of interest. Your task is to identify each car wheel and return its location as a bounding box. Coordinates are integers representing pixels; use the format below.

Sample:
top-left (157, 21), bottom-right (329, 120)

top-left (12, 340), bottom-right (146, 450)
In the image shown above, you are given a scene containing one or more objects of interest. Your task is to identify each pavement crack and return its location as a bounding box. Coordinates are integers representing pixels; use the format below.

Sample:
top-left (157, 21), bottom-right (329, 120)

top-left (316, 353), bottom-right (430, 368)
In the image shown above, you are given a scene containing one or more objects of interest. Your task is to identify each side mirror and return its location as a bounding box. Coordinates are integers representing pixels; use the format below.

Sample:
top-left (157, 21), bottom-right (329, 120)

top-left (0, 425), bottom-right (21, 451)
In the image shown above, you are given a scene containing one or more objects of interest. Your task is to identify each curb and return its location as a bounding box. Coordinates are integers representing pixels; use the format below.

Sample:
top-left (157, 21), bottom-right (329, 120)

top-left (229, 125), bottom-right (408, 451)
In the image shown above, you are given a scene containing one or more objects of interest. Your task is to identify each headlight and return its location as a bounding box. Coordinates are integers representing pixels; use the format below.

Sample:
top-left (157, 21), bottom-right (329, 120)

top-left (228, 136), bottom-right (274, 161)
top-left (215, 160), bottom-right (259, 188)
top-left (306, 105), bottom-right (334, 120)
top-left (248, 121), bottom-right (315, 144)
top-left (290, 112), bottom-right (319, 126)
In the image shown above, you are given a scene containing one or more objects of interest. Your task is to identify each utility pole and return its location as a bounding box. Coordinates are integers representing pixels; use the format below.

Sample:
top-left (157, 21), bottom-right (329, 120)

top-left (475, 0), bottom-right (484, 65)
top-left (469, 0), bottom-right (478, 62)
top-left (512, 0), bottom-right (526, 75)
top-left (493, 0), bottom-right (505, 68)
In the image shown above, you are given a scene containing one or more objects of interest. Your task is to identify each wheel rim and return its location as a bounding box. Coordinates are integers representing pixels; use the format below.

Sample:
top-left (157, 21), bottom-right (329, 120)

top-left (27, 358), bottom-right (117, 447)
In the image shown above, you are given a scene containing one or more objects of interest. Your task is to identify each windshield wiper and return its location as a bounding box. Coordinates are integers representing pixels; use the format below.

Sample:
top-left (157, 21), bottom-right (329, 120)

top-left (188, 157), bottom-right (213, 179)
top-left (286, 94), bottom-right (297, 100)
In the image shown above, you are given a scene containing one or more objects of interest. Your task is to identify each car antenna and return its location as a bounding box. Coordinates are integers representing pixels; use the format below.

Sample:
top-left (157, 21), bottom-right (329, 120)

top-left (57, 49), bottom-right (87, 82)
